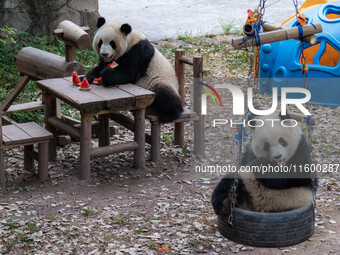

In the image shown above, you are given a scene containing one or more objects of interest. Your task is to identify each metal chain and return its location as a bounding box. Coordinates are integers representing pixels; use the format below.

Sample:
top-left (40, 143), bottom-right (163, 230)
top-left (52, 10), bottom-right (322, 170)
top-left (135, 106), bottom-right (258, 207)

top-left (228, 178), bottom-right (239, 225)
top-left (294, 0), bottom-right (316, 216)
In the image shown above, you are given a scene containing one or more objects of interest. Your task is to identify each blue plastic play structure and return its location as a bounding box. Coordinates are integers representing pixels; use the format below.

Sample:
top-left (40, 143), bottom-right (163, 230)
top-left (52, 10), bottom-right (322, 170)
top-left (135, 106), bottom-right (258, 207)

top-left (259, 0), bottom-right (340, 106)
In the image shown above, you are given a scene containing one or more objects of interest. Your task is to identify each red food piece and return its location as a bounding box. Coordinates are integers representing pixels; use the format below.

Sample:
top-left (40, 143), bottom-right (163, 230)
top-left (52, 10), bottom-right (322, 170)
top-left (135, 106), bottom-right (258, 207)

top-left (72, 71), bottom-right (81, 86)
top-left (107, 61), bottom-right (119, 68)
top-left (93, 77), bottom-right (102, 84)
top-left (79, 77), bottom-right (91, 91)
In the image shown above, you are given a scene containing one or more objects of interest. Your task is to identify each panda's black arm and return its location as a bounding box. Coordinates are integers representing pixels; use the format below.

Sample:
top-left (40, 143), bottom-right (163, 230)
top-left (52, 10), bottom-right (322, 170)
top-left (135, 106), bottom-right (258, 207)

top-left (100, 39), bottom-right (155, 86)
top-left (83, 58), bottom-right (106, 83)
top-left (211, 177), bottom-right (235, 215)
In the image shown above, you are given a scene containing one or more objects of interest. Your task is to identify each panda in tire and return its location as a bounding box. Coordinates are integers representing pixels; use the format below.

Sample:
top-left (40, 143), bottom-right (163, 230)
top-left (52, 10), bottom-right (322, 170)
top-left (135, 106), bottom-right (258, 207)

top-left (212, 112), bottom-right (317, 215)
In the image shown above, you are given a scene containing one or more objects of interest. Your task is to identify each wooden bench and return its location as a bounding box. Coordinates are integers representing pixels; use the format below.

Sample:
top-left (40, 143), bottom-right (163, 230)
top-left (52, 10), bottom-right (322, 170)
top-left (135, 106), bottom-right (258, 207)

top-left (0, 113), bottom-right (53, 187)
top-left (145, 49), bottom-right (204, 162)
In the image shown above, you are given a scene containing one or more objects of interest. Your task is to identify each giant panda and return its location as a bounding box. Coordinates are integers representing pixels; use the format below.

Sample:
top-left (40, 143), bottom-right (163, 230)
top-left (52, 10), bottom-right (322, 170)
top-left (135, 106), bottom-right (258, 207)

top-left (212, 113), bottom-right (317, 215)
top-left (84, 17), bottom-right (183, 123)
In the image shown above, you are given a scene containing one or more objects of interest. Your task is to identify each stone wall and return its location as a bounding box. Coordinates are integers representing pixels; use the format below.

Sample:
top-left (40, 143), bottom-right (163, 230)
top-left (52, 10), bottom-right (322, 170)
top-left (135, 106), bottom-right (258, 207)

top-left (0, 0), bottom-right (99, 35)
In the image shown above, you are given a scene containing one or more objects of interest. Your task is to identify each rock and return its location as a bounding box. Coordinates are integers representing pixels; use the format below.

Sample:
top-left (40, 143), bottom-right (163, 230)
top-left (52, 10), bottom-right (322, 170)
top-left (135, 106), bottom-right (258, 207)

top-left (0, 0), bottom-right (99, 36)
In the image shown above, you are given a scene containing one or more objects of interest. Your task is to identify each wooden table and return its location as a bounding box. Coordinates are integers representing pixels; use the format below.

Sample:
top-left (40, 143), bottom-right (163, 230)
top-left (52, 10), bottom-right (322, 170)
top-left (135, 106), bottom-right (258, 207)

top-left (37, 77), bottom-right (154, 180)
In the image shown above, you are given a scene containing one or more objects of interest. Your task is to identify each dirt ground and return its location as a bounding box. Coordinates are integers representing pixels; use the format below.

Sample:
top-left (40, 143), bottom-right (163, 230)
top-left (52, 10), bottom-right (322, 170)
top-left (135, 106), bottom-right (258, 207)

top-left (1, 36), bottom-right (340, 254)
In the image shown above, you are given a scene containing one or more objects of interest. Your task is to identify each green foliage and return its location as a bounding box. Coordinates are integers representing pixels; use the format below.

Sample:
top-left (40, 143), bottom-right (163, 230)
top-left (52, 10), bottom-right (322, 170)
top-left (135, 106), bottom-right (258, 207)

top-left (0, 27), bottom-right (98, 123)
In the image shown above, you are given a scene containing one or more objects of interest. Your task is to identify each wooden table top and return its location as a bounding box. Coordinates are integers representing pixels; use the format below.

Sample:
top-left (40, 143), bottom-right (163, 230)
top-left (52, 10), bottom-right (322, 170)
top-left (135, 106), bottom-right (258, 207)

top-left (37, 77), bottom-right (155, 114)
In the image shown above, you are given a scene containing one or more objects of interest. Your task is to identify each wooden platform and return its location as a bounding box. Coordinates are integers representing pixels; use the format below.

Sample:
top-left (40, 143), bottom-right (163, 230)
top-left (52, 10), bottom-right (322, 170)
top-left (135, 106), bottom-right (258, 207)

top-left (37, 77), bottom-right (155, 180)
top-left (2, 122), bottom-right (53, 148)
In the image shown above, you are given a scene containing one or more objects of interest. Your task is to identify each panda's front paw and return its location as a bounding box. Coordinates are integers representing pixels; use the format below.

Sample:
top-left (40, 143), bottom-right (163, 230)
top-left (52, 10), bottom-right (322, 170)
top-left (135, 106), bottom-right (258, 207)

top-left (100, 67), bottom-right (115, 86)
top-left (81, 75), bottom-right (95, 84)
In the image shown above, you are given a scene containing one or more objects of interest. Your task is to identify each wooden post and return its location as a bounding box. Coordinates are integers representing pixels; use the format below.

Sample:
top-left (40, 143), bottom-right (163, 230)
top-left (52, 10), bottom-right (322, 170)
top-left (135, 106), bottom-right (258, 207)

top-left (0, 113), bottom-right (6, 187)
top-left (98, 114), bottom-right (110, 147)
top-left (65, 44), bottom-right (75, 62)
top-left (79, 114), bottom-right (92, 180)
top-left (0, 75), bottom-right (30, 112)
top-left (193, 56), bottom-right (204, 156)
top-left (24, 145), bottom-right (34, 172)
top-left (174, 49), bottom-right (186, 146)
top-left (133, 108), bottom-right (145, 169)
top-left (44, 93), bottom-right (57, 160)
top-left (150, 123), bottom-right (161, 162)
top-left (38, 142), bottom-right (49, 181)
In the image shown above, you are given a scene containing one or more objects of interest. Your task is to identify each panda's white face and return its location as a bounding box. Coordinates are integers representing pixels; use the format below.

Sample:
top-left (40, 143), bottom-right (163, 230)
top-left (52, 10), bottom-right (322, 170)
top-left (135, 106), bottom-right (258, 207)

top-left (93, 21), bottom-right (129, 62)
top-left (250, 114), bottom-right (302, 166)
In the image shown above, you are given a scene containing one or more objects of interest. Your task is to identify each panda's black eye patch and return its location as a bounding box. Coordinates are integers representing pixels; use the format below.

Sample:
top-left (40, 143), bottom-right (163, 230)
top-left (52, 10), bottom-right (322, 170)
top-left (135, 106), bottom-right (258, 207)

top-left (110, 40), bottom-right (116, 49)
top-left (98, 39), bottom-right (103, 48)
top-left (264, 142), bottom-right (270, 151)
top-left (279, 137), bottom-right (288, 147)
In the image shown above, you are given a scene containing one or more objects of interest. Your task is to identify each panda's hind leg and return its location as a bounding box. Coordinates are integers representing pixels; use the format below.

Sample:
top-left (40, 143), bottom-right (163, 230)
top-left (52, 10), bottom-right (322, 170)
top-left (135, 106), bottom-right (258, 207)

top-left (151, 84), bottom-right (183, 123)
top-left (211, 177), bottom-right (236, 216)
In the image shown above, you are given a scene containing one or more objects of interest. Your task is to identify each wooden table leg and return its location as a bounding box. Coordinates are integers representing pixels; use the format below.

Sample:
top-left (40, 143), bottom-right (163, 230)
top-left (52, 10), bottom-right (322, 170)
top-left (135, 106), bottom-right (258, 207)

top-left (150, 122), bottom-right (161, 162)
top-left (24, 145), bottom-right (34, 172)
top-left (0, 149), bottom-right (5, 187)
top-left (79, 114), bottom-right (92, 180)
top-left (38, 142), bottom-right (49, 181)
top-left (98, 114), bottom-right (110, 147)
top-left (44, 93), bottom-right (57, 160)
top-left (133, 108), bottom-right (145, 169)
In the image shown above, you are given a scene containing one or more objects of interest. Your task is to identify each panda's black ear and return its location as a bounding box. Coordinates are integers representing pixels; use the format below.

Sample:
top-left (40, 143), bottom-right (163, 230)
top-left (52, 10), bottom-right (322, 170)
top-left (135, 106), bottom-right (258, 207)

top-left (279, 112), bottom-right (291, 120)
top-left (120, 23), bottom-right (132, 35)
top-left (97, 17), bottom-right (106, 28)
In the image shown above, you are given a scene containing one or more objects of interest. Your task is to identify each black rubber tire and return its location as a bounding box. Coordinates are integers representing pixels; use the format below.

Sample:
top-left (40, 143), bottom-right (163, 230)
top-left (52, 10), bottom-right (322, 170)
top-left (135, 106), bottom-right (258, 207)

top-left (217, 204), bottom-right (315, 247)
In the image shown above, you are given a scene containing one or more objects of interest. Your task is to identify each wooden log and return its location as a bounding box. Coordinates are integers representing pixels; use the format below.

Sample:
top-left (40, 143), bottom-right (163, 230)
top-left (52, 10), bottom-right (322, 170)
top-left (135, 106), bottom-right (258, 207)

top-left (0, 113), bottom-right (5, 187)
top-left (55, 20), bottom-right (91, 49)
top-left (2, 101), bottom-right (44, 115)
top-left (98, 114), bottom-right (110, 147)
top-left (79, 114), bottom-right (92, 180)
top-left (0, 150), bottom-right (5, 187)
top-left (262, 22), bottom-right (283, 32)
top-left (24, 145), bottom-right (35, 172)
top-left (48, 116), bottom-right (81, 139)
top-left (304, 35), bottom-right (317, 45)
top-left (243, 23), bottom-right (255, 36)
top-left (150, 123), bottom-right (161, 162)
top-left (175, 49), bottom-right (186, 146)
top-left (193, 56), bottom-right (205, 156)
top-left (65, 44), bottom-right (75, 62)
top-left (44, 93), bottom-right (57, 160)
top-left (109, 113), bottom-right (135, 132)
top-left (133, 109), bottom-right (145, 169)
top-left (57, 135), bottom-right (72, 146)
top-left (16, 47), bottom-right (85, 80)
top-left (38, 142), bottom-right (49, 181)
top-left (179, 56), bottom-right (193, 66)
top-left (0, 75), bottom-right (30, 112)
top-left (233, 23), bottom-right (322, 49)
top-left (90, 141), bottom-right (139, 157)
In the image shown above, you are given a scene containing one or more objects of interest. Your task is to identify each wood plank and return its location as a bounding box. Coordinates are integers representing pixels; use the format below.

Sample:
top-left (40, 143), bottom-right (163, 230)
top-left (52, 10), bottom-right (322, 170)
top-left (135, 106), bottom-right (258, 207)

top-left (2, 124), bottom-right (33, 146)
top-left (89, 84), bottom-right (135, 110)
top-left (90, 141), bottom-right (138, 157)
top-left (37, 78), bottom-right (106, 114)
top-left (0, 75), bottom-right (31, 112)
top-left (116, 84), bottom-right (155, 108)
top-left (16, 122), bottom-right (53, 141)
top-left (48, 116), bottom-right (80, 139)
top-left (3, 101), bottom-right (44, 115)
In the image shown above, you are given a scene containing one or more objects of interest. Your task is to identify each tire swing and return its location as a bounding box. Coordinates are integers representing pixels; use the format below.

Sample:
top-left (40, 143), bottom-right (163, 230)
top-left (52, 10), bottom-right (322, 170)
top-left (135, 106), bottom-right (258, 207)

top-left (217, 0), bottom-right (318, 247)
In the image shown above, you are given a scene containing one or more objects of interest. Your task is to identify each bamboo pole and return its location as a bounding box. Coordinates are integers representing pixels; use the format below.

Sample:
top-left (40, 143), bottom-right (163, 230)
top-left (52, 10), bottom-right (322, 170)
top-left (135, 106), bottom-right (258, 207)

top-left (233, 23), bottom-right (322, 49)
